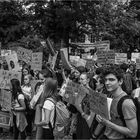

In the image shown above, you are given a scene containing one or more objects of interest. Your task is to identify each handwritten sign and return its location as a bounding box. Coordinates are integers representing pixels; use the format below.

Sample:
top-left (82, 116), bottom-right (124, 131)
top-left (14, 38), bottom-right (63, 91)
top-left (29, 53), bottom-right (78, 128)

top-left (17, 47), bottom-right (32, 63)
top-left (1, 89), bottom-right (12, 111)
top-left (115, 53), bottom-right (127, 64)
top-left (31, 52), bottom-right (43, 71)
top-left (0, 70), bottom-right (22, 89)
top-left (89, 91), bottom-right (109, 120)
top-left (0, 111), bottom-right (11, 129)
top-left (63, 80), bottom-right (88, 105)
top-left (5, 53), bottom-right (20, 71)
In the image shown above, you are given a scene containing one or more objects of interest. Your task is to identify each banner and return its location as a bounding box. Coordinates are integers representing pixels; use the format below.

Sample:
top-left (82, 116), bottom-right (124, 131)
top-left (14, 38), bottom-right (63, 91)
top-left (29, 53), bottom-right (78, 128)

top-left (60, 48), bottom-right (72, 70)
top-left (17, 47), bottom-right (32, 63)
top-left (89, 91), bottom-right (110, 120)
top-left (5, 53), bottom-right (20, 71)
top-left (115, 53), bottom-right (127, 64)
top-left (0, 111), bottom-right (11, 129)
top-left (97, 51), bottom-right (115, 65)
top-left (31, 52), bottom-right (43, 71)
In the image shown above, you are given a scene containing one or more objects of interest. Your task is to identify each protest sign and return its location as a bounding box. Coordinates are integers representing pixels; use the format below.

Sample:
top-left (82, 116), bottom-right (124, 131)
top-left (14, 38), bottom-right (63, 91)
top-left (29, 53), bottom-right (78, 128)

top-left (97, 51), bottom-right (107, 65)
top-left (31, 52), bottom-right (43, 71)
top-left (1, 50), bottom-right (11, 56)
top-left (17, 47), bottom-right (32, 63)
top-left (5, 53), bottom-right (20, 71)
top-left (90, 91), bottom-right (110, 120)
top-left (115, 53), bottom-right (127, 64)
top-left (48, 51), bottom-right (58, 70)
top-left (0, 70), bottom-right (22, 89)
top-left (0, 111), bottom-right (11, 129)
top-left (0, 70), bottom-right (11, 89)
top-left (63, 80), bottom-right (88, 105)
top-left (60, 48), bottom-right (72, 70)
top-left (1, 89), bottom-right (12, 111)
top-left (131, 53), bottom-right (140, 62)
top-left (136, 59), bottom-right (140, 69)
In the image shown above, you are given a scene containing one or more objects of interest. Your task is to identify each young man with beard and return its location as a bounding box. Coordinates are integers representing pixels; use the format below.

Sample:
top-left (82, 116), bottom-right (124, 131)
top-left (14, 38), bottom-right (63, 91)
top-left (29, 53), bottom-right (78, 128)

top-left (96, 66), bottom-right (138, 139)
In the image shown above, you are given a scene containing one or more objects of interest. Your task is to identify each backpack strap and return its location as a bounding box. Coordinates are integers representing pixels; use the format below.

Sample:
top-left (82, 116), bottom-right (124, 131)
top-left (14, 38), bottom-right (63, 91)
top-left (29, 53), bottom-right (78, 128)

top-left (117, 95), bottom-right (132, 126)
top-left (46, 98), bottom-right (57, 130)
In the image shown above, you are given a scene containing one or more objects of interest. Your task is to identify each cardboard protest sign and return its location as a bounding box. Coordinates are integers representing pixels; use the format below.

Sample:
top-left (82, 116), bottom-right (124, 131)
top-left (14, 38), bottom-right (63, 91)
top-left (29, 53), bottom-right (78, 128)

top-left (0, 70), bottom-right (22, 89)
top-left (89, 91), bottom-right (110, 120)
top-left (63, 80), bottom-right (88, 105)
top-left (1, 89), bottom-right (12, 111)
top-left (60, 48), bottom-right (72, 70)
top-left (17, 47), bottom-right (32, 63)
top-left (131, 53), bottom-right (140, 62)
top-left (0, 111), bottom-right (11, 129)
top-left (115, 53), bottom-right (127, 64)
top-left (31, 52), bottom-right (43, 71)
top-left (5, 53), bottom-right (20, 71)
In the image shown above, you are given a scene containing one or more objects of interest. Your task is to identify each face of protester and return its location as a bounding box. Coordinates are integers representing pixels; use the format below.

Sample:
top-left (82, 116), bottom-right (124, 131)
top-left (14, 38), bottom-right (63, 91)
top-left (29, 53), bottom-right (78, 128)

top-left (24, 75), bottom-right (30, 85)
top-left (39, 73), bottom-right (46, 83)
top-left (104, 74), bottom-right (123, 93)
top-left (79, 74), bottom-right (89, 87)
top-left (23, 68), bottom-right (29, 76)
top-left (74, 70), bottom-right (80, 79)
top-left (96, 78), bottom-right (104, 91)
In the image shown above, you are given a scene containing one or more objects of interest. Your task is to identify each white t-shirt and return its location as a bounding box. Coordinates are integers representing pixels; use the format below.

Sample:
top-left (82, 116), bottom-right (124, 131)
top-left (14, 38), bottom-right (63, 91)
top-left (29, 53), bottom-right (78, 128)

top-left (14, 94), bottom-right (25, 108)
top-left (21, 85), bottom-right (32, 99)
top-left (42, 99), bottom-right (55, 129)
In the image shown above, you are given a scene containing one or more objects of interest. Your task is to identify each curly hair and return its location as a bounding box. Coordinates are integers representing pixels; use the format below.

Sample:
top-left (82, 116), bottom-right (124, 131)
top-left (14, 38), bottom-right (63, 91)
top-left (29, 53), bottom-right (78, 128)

top-left (102, 65), bottom-right (124, 81)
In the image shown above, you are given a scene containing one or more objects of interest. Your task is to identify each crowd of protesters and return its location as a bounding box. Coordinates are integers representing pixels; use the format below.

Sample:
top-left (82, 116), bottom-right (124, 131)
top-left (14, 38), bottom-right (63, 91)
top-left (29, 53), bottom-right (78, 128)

top-left (0, 58), bottom-right (140, 140)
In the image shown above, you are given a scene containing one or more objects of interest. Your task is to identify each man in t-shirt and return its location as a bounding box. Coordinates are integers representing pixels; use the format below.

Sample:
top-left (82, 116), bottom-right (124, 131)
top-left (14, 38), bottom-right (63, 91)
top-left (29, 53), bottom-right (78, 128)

top-left (96, 65), bottom-right (138, 139)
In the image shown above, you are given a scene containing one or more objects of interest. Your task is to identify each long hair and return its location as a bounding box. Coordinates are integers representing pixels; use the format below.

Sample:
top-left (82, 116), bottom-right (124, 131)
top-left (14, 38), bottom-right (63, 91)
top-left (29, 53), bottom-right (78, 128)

top-left (43, 78), bottom-right (58, 101)
top-left (11, 79), bottom-right (22, 100)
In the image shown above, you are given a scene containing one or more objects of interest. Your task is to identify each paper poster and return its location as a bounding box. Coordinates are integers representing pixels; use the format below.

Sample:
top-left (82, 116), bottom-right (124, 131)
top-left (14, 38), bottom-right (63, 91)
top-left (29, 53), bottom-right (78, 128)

top-left (115, 53), bottom-right (127, 64)
top-left (17, 47), bottom-right (32, 63)
top-left (0, 70), bottom-right (22, 89)
top-left (1, 89), bottom-right (12, 111)
top-left (31, 52), bottom-right (43, 71)
top-left (131, 53), bottom-right (140, 62)
top-left (5, 53), bottom-right (20, 71)
top-left (89, 91), bottom-right (110, 120)
top-left (60, 48), bottom-right (72, 70)
top-left (0, 111), bottom-right (11, 129)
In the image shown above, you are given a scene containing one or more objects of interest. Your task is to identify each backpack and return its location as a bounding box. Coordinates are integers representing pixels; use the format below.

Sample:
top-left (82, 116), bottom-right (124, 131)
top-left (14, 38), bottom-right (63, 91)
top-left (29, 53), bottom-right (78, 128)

top-left (117, 95), bottom-right (140, 139)
top-left (47, 98), bottom-right (71, 138)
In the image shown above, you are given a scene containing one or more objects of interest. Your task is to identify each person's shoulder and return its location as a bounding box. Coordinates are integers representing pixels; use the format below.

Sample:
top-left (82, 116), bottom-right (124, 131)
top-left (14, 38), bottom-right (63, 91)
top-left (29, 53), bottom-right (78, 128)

top-left (18, 93), bottom-right (24, 100)
top-left (122, 97), bottom-right (135, 109)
